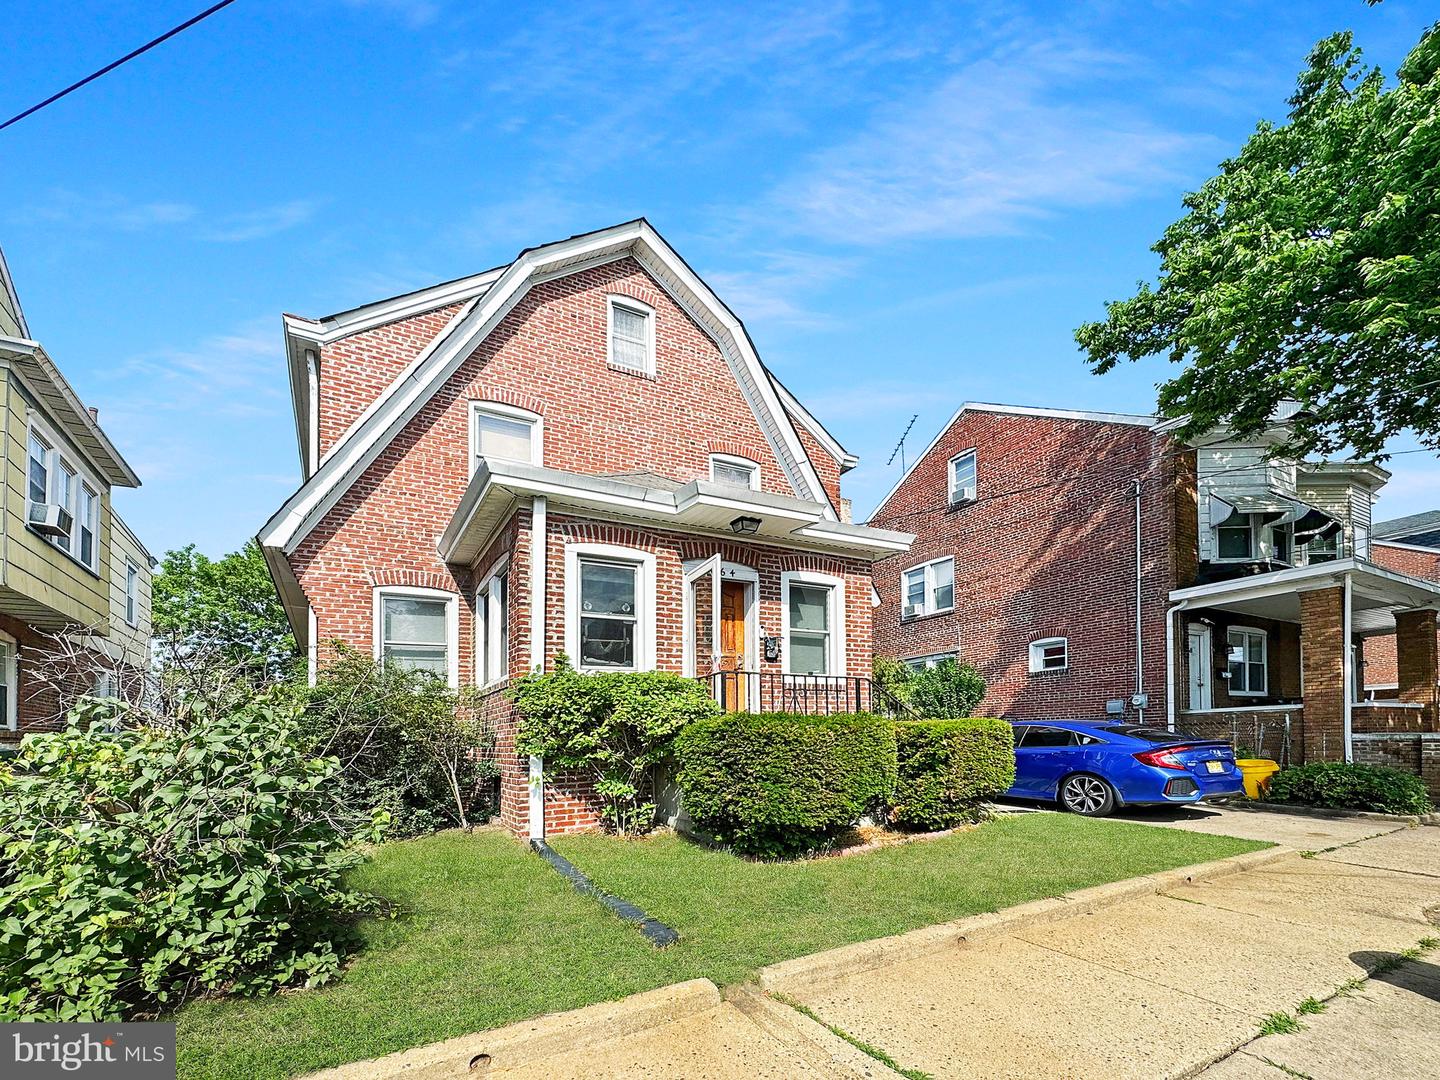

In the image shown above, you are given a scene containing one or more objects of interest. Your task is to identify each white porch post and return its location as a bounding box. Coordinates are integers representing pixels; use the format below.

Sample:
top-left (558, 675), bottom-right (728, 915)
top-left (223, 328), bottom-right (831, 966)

top-left (1342, 571), bottom-right (1353, 763)
top-left (528, 495), bottom-right (547, 840)
top-left (1165, 600), bottom-right (1188, 732)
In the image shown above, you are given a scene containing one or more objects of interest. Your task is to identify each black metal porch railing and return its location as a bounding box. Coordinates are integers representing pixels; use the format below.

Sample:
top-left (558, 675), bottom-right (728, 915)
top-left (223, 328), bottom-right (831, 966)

top-left (703, 670), bottom-right (916, 718)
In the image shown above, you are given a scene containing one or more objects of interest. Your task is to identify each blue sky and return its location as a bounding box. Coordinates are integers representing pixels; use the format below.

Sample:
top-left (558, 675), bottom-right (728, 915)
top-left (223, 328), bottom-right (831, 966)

top-left (3, 0), bottom-right (1436, 557)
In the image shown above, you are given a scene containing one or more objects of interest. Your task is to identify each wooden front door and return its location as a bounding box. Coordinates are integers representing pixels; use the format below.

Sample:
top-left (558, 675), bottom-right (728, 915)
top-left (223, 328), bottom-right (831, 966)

top-left (718, 580), bottom-right (747, 711)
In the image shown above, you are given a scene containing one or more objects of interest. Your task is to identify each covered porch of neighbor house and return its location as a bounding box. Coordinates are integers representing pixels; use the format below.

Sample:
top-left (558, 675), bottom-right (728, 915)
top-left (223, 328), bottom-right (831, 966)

top-left (1166, 559), bottom-right (1440, 772)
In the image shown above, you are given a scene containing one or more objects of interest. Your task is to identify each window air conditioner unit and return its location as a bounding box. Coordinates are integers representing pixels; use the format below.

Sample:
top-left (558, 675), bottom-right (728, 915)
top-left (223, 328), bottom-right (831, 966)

top-left (902, 603), bottom-right (922, 620)
top-left (950, 486), bottom-right (976, 506)
top-left (28, 502), bottom-right (73, 538)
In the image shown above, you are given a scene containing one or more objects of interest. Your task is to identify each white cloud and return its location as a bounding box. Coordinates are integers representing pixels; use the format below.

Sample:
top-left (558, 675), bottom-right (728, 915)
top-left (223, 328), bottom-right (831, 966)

top-left (201, 200), bottom-right (319, 243)
top-left (764, 38), bottom-right (1205, 245)
top-left (13, 191), bottom-right (199, 232)
top-left (703, 250), bottom-right (859, 329)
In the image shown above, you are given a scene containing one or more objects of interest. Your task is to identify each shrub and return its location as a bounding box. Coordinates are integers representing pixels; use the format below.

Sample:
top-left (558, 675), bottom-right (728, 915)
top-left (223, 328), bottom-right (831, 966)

top-left (890, 718), bottom-right (1015, 830)
top-left (908, 659), bottom-right (987, 718)
top-left (673, 712), bottom-right (898, 857)
top-left (299, 651), bottom-right (498, 837)
top-left (1266, 761), bottom-right (1432, 816)
top-left (871, 657), bottom-right (916, 713)
top-left (513, 660), bottom-right (719, 834)
top-left (0, 702), bottom-right (385, 1022)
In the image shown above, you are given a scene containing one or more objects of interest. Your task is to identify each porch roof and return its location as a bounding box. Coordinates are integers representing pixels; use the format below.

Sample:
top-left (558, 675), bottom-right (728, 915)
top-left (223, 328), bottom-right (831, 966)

top-left (1169, 557), bottom-right (1440, 637)
top-left (438, 459), bottom-right (914, 566)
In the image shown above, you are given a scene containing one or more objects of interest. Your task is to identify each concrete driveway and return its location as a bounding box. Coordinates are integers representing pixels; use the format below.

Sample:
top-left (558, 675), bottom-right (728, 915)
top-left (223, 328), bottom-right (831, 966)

top-left (1118, 801), bottom-right (1415, 850)
top-left (766, 811), bottom-right (1439, 1080)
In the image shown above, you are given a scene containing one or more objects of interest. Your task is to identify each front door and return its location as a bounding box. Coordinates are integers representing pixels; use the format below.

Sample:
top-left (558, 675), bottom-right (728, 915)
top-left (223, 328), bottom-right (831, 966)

top-left (1187, 625), bottom-right (1212, 711)
top-left (717, 580), bottom-right (748, 711)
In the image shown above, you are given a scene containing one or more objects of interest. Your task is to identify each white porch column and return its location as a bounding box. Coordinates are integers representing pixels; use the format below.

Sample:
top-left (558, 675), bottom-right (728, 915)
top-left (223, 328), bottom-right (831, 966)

top-left (528, 495), bottom-right (547, 840)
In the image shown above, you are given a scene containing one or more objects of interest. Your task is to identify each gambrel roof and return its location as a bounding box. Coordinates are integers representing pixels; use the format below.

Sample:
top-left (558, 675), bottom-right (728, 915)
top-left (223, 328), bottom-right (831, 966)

top-left (261, 219), bottom-right (836, 559)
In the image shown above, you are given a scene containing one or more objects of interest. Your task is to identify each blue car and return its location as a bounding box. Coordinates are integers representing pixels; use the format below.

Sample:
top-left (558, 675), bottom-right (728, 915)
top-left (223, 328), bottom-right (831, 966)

top-left (1006, 720), bottom-right (1244, 816)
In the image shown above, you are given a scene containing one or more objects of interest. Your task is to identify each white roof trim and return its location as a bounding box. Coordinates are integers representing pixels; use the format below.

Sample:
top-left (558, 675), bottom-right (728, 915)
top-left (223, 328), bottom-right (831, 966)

top-left (438, 459), bottom-right (911, 566)
top-left (768, 374), bottom-right (858, 472)
top-left (0, 245), bottom-right (28, 338)
top-left (870, 400), bottom-right (1157, 520)
top-left (261, 219), bottom-right (830, 556)
top-left (1168, 557), bottom-right (1440, 608)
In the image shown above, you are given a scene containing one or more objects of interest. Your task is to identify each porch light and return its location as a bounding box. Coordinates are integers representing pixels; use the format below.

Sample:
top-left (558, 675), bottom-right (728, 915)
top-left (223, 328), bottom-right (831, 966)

top-left (730, 515), bottom-right (762, 535)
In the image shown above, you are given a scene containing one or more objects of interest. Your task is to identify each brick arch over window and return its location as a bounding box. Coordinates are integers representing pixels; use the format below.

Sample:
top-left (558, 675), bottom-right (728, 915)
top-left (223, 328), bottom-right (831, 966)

top-left (705, 439), bottom-right (767, 463)
top-left (367, 569), bottom-right (456, 591)
top-left (461, 385), bottom-right (548, 416)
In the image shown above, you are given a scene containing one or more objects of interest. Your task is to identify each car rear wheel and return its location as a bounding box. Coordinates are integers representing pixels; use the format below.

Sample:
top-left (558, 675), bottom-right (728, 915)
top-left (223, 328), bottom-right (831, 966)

top-left (1059, 774), bottom-right (1116, 817)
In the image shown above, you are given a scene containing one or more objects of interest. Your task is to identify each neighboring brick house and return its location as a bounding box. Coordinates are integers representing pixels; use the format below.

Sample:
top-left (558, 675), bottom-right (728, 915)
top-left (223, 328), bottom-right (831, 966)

top-left (259, 220), bottom-right (911, 837)
top-left (1364, 513), bottom-right (1440, 695)
top-left (870, 402), bottom-right (1440, 784)
top-left (0, 244), bottom-right (154, 745)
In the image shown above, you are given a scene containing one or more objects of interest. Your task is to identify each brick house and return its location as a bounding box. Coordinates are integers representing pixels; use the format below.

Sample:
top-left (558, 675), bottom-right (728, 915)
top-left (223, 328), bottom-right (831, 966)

top-left (870, 402), bottom-right (1440, 791)
top-left (258, 220), bottom-right (911, 837)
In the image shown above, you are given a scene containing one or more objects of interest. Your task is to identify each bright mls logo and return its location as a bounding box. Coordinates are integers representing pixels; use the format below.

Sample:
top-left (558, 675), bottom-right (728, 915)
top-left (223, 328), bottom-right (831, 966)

top-left (2, 1024), bottom-right (175, 1079)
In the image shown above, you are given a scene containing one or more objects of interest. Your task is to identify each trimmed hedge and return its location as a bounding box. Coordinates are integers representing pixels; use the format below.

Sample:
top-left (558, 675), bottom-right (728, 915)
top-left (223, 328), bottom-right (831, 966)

top-left (1266, 761), bottom-right (1432, 816)
top-left (890, 718), bottom-right (1015, 830)
top-left (674, 712), bottom-right (898, 857)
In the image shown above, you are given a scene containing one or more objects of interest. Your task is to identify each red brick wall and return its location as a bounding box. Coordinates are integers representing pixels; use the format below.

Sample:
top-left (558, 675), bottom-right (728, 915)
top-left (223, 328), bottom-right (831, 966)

top-left (791, 421), bottom-right (843, 514)
top-left (1366, 542), bottom-right (1440, 691)
top-left (870, 411), bottom-right (1179, 721)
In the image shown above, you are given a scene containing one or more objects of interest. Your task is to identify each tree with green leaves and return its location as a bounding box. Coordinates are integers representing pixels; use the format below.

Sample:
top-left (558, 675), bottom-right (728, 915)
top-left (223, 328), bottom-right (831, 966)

top-left (152, 540), bottom-right (298, 683)
top-left (1077, 24), bottom-right (1440, 459)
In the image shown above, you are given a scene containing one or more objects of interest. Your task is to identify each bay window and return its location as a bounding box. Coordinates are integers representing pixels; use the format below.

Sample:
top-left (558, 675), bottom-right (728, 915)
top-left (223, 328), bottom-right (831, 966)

top-left (476, 562), bottom-right (510, 687)
top-left (25, 419), bottom-right (101, 573)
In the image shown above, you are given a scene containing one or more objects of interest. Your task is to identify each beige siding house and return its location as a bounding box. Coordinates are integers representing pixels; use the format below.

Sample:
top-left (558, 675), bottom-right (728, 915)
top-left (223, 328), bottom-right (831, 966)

top-left (0, 244), bottom-right (150, 742)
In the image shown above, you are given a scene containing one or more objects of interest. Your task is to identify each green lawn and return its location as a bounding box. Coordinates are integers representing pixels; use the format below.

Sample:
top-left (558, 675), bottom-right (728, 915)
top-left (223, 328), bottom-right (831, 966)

top-left (175, 814), bottom-right (1266, 1080)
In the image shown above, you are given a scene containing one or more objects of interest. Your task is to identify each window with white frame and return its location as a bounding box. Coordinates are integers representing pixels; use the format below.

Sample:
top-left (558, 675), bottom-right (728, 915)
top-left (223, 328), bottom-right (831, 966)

top-left (901, 556), bottom-right (955, 618)
top-left (782, 572), bottom-right (845, 677)
top-left (710, 454), bottom-right (759, 489)
top-left (1301, 531), bottom-right (1340, 564)
top-left (576, 558), bottom-right (640, 669)
top-left (476, 562), bottom-right (510, 687)
top-left (375, 589), bottom-right (456, 684)
top-left (25, 419), bottom-right (101, 573)
top-left (904, 651), bottom-right (957, 672)
top-left (948, 450), bottom-right (977, 505)
top-left (0, 631), bottom-right (14, 731)
top-left (607, 296), bottom-right (655, 375)
top-left (125, 562), bottom-right (139, 626)
top-left (1226, 626), bottom-right (1267, 695)
top-left (1028, 637), bottom-right (1069, 673)
top-left (471, 402), bottom-right (540, 472)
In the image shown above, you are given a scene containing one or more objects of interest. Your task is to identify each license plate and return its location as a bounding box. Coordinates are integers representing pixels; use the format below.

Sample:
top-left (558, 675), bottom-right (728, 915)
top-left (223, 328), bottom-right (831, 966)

top-left (1205, 760), bottom-right (1226, 774)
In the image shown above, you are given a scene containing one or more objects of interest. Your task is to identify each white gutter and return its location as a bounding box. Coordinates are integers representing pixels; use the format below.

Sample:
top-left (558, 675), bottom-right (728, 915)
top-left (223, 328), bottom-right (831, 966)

top-left (1134, 479), bottom-right (1145, 723)
top-left (1165, 599), bottom-right (1190, 732)
top-left (1342, 571), bottom-right (1354, 762)
top-left (528, 495), bottom-right (547, 840)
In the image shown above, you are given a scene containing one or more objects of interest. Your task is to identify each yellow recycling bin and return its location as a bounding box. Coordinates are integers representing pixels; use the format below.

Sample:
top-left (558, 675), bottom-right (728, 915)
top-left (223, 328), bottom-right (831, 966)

top-left (1236, 758), bottom-right (1280, 799)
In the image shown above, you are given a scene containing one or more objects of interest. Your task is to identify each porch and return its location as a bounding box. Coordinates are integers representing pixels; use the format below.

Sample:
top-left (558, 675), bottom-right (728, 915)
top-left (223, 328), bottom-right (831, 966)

top-left (1168, 558), bottom-right (1440, 767)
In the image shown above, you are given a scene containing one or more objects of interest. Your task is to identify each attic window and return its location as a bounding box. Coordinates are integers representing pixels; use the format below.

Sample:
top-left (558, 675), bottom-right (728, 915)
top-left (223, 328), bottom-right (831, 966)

top-left (607, 296), bottom-right (655, 376)
top-left (710, 455), bottom-right (759, 489)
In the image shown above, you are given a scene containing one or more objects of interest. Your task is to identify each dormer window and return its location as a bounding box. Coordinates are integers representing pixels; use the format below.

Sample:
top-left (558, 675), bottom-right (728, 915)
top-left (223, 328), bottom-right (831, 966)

top-left (1216, 513), bottom-right (1255, 560)
top-left (470, 402), bottom-right (541, 473)
top-left (607, 296), bottom-right (655, 376)
top-left (710, 454), bottom-right (759, 490)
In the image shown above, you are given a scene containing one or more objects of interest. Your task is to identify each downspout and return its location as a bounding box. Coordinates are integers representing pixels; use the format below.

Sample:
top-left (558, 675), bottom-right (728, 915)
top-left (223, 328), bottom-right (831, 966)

top-left (1342, 570), bottom-right (1353, 763)
top-left (1134, 479), bottom-right (1145, 723)
top-left (528, 495), bottom-right (548, 840)
top-left (1165, 599), bottom-right (1189, 733)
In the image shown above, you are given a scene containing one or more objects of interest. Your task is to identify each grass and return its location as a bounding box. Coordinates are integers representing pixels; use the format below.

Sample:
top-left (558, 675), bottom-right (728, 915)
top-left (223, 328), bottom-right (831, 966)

top-left (1259, 1012), bottom-right (1304, 1036)
top-left (175, 813), bottom-right (1265, 1080)
top-left (774, 993), bottom-right (934, 1080)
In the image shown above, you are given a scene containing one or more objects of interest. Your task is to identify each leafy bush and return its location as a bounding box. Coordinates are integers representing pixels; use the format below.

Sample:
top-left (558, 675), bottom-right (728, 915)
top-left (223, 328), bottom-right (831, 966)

top-left (674, 712), bottom-right (898, 857)
top-left (890, 718), bottom-right (1015, 830)
top-left (0, 702), bottom-right (385, 1022)
top-left (871, 657), bottom-right (916, 712)
top-left (513, 659), bottom-right (719, 834)
top-left (299, 651), bottom-right (498, 837)
top-left (1266, 761), bottom-right (1432, 816)
top-left (908, 659), bottom-right (987, 718)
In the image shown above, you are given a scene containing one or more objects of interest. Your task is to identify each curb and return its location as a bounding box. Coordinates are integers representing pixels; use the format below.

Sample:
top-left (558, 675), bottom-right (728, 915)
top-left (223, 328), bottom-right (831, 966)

top-left (304, 979), bottom-right (721, 1079)
top-left (757, 846), bottom-right (1293, 994)
top-left (1228, 800), bottom-right (1431, 826)
top-left (724, 986), bottom-right (909, 1078)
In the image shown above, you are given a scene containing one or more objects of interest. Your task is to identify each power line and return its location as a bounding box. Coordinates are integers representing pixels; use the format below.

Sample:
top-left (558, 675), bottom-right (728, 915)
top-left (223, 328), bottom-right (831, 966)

top-left (0, 0), bottom-right (240, 133)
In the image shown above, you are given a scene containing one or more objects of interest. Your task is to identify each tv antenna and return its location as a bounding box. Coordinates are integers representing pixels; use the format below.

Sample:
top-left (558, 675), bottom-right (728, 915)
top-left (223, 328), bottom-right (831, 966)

top-left (887, 414), bottom-right (919, 472)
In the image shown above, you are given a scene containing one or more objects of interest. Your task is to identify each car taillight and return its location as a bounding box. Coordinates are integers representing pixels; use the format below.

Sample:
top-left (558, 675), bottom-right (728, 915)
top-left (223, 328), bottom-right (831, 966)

top-left (1133, 745), bottom-right (1194, 771)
